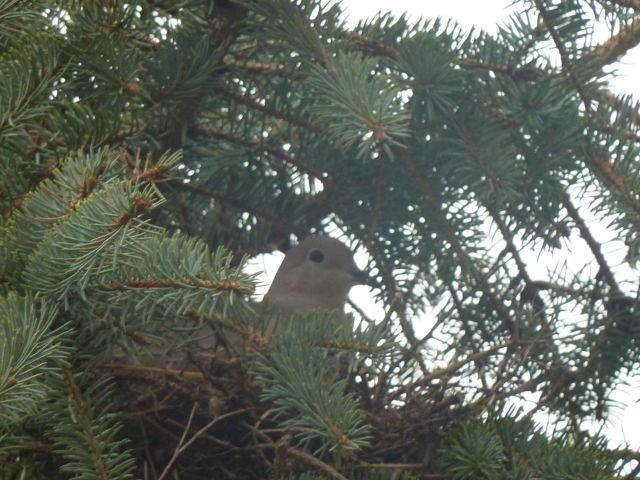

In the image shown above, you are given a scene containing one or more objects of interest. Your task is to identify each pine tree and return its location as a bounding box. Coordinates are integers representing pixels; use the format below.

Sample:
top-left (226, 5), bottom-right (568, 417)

top-left (1, 0), bottom-right (639, 478)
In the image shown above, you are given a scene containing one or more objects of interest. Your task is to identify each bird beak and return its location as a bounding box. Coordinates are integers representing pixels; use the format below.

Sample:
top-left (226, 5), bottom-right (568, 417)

top-left (351, 269), bottom-right (378, 288)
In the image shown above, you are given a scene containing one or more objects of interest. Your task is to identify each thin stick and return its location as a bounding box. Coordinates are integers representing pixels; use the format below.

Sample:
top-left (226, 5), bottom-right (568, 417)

top-left (157, 402), bottom-right (198, 480)
top-left (158, 407), bottom-right (251, 480)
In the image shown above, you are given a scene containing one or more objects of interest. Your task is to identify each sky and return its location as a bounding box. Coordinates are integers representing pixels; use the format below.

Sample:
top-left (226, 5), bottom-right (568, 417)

top-left (247, 0), bottom-right (640, 452)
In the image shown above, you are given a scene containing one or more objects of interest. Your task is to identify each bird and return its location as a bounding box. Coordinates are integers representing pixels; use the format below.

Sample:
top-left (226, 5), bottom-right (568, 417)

top-left (263, 236), bottom-right (373, 316)
top-left (146, 236), bottom-right (372, 358)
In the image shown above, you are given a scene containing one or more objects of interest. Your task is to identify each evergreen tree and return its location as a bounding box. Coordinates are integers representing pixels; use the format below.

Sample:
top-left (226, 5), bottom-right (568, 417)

top-left (1, 0), bottom-right (639, 478)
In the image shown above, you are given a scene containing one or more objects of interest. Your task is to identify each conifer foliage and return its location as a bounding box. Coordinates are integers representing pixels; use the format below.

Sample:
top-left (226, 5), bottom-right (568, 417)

top-left (1, 0), bottom-right (639, 478)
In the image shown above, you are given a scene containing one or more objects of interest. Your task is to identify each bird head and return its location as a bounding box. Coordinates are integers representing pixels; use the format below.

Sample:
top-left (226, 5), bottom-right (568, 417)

top-left (264, 236), bottom-right (374, 315)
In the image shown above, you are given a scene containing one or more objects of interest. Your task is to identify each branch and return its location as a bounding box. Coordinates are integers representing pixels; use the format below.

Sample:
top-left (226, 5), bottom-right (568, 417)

top-left (286, 447), bottom-right (350, 480)
top-left (100, 277), bottom-right (252, 292)
top-left (158, 406), bottom-right (251, 480)
top-left (535, 0), bottom-right (591, 108)
top-left (26, 125), bottom-right (144, 158)
top-left (247, 423), bottom-right (350, 480)
top-left (61, 368), bottom-right (109, 480)
top-left (357, 231), bottom-right (429, 376)
top-left (166, 179), bottom-right (306, 236)
top-left (412, 343), bottom-right (508, 389)
top-left (195, 126), bottom-right (331, 187)
top-left (466, 378), bottom-right (539, 411)
top-left (342, 32), bottom-right (400, 59)
top-left (223, 55), bottom-right (295, 76)
top-left (94, 363), bottom-right (207, 382)
top-left (214, 86), bottom-right (321, 132)
top-left (345, 32), bottom-right (540, 81)
top-left (605, 0), bottom-right (640, 10)
top-left (394, 146), bottom-right (517, 335)
top-left (486, 207), bottom-right (561, 364)
top-left (358, 462), bottom-right (445, 479)
top-left (592, 15), bottom-right (640, 64)
top-left (157, 402), bottom-right (198, 480)
top-left (561, 194), bottom-right (621, 296)
top-left (590, 151), bottom-right (640, 217)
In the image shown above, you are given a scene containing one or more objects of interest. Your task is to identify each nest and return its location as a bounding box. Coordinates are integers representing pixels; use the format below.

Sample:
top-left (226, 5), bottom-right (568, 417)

top-left (95, 335), bottom-right (463, 480)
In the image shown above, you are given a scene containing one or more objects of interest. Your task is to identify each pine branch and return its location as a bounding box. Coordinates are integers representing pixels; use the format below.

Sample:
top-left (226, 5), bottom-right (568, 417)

top-left (605, 0), bottom-right (640, 10)
top-left (592, 15), bottom-right (640, 64)
top-left (395, 146), bottom-right (517, 335)
top-left (534, 0), bottom-right (591, 108)
top-left (346, 31), bottom-right (540, 82)
top-left (22, 181), bottom-right (162, 299)
top-left (214, 86), bottom-right (321, 132)
top-left (255, 314), bottom-right (372, 459)
top-left (0, 294), bottom-right (67, 425)
top-left (45, 369), bottom-right (137, 480)
top-left (166, 179), bottom-right (308, 238)
top-left (561, 194), bottom-right (621, 296)
top-left (196, 126), bottom-right (331, 186)
top-left (9, 149), bottom-right (131, 259)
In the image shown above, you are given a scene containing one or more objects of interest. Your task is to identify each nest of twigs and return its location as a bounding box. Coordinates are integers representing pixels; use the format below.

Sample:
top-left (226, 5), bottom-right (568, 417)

top-left (96, 337), bottom-right (461, 480)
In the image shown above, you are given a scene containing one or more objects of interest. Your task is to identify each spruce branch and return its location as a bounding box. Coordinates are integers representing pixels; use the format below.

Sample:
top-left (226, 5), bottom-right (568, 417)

top-left (9, 149), bottom-right (133, 259)
top-left (222, 55), bottom-right (295, 76)
top-left (45, 369), bottom-right (137, 480)
top-left (247, 424), bottom-right (351, 480)
top-left (561, 193), bottom-right (621, 296)
top-left (255, 315), bottom-right (372, 459)
top-left (22, 181), bottom-right (163, 300)
top-left (346, 31), bottom-right (541, 81)
top-left (94, 234), bottom-right (256, 328)
top-left (196, 126), bottom-right (331, 186)
top-left (101, 277), bottom-right (246, 292)
top-left (0, 294), bottom-right (67, 425)
top-left (61, 369), bottom-right (110, 480)
top-left (356, 233), bottom-right (427, 376)
top-left (443, 281), bottom-right (492, 392)
top-left (214, 86), bottom-right (321, 132)
top-left (534, 0), bottom-right (592, 108)
top-left (589, 150), bottom-right (640, 217)
top-left (486, 207), bottom-right (562, 364)
top-left (281, 445), bottom-right (350, 480)
top-left (0, 35), bottom-right (62, 139)
top-left (157, 405), bottom-right (251, 480)
top-left (411, 343), bottom-right (509, 390)
top-left (94, 363), bottom-right (207, 383)
top-left (308, 53), bottom-right (410, 158)
top-left (166, 179), bottom-right (311, 238)
top-left (236, 0), bottom-right (337, 73)
top-left (394, 146), bottom-right (517, 335)
top-left (591, 14), bottom-right (640, 64)
top-left (605, 0), bottom-right (640, 10)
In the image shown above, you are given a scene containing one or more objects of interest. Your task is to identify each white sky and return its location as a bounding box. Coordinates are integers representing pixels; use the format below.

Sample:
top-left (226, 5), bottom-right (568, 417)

top-left (247, 0), bottom-right (640, 454)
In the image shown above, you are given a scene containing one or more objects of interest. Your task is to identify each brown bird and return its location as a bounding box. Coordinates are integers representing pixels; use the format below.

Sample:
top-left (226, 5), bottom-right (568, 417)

top-left (263, 236), bottom-right (372, 316)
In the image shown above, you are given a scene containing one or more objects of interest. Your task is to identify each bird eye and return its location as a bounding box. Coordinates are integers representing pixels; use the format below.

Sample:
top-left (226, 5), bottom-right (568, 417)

top-left (308, 249), bottom-right (324, 263)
